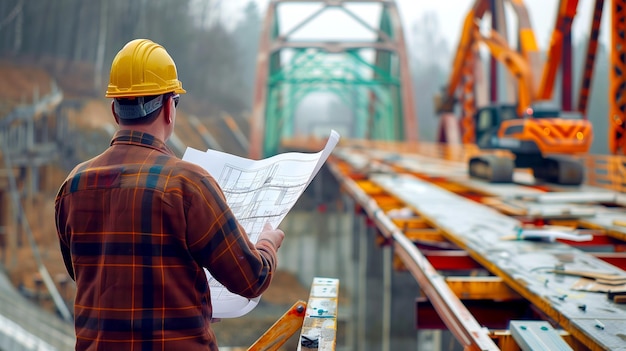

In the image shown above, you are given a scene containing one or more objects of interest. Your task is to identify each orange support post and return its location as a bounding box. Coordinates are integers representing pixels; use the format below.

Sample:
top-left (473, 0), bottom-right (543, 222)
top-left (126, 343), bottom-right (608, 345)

top-left (577, 0), bottom-right (605, 116)
top-left (610, 0), bottom-right (626, 154)
top-left (537, 0), bottom-right (580, 101)
top-left (247, 300), bottom-right (307, 351)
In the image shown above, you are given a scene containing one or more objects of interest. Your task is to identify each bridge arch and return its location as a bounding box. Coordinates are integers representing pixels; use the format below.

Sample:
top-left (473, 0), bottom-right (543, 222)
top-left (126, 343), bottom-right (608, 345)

top-left (249, 0), bottom-right (418, 158)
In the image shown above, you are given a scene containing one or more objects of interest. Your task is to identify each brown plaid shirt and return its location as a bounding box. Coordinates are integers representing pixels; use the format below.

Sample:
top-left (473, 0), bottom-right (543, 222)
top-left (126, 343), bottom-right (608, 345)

top-left (55, 130), bottom-right (277, 351)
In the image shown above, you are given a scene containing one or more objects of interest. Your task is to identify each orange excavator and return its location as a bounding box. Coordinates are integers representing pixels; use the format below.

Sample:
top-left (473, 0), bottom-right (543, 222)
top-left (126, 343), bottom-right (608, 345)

top-left (469, 101), bottom-right (592, 184)
top-left (435, 0), bottom-right (593, 185)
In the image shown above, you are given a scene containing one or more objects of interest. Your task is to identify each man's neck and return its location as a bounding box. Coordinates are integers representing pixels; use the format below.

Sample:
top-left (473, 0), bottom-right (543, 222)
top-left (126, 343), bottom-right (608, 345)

top-left (118, 125), bottom-right (167, 142)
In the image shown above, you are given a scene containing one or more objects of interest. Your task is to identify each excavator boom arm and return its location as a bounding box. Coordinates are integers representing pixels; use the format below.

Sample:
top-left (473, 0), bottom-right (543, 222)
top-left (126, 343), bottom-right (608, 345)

top-left (437, 0), bottom-right (489, 113)
top-left (475, 30), bottom-right (534, 116)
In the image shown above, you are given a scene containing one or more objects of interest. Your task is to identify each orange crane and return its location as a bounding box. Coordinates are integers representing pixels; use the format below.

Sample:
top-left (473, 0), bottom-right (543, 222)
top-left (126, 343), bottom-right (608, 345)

top-left (540, 0), bottom-right (625, 155)
top-left (435, 0), bottom-right (594, 185)
top-left (609, 0), bottom-right (626, 154)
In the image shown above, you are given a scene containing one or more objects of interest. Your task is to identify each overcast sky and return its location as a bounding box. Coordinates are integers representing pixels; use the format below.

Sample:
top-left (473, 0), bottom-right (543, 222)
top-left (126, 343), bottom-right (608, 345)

top-left (221, 0), bottom-right (611, 50)
top-left (392, 0), bottom-right (610, 50)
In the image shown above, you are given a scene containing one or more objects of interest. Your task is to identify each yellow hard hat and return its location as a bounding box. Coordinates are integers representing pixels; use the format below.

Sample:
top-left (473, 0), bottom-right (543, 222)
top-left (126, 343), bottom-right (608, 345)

top-left (105, 39), bottom-right (186, 98)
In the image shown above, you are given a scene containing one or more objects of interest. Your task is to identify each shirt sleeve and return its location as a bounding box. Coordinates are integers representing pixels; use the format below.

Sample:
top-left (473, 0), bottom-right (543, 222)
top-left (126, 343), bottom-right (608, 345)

top-left (185, 175), bottom-right (277, 298)
top-left (54, 184), bottom-right (76, 281)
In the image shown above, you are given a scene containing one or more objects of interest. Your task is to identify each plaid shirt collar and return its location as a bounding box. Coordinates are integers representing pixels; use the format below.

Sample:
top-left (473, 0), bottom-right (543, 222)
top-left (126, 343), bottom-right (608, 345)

top-left (111, 129), bottom-right (176, 156)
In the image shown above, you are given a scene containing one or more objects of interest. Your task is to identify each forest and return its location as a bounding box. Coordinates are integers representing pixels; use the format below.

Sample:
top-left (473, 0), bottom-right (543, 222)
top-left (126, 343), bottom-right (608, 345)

top-left (0, 0), bottom-right (612, 154)
top-left (0, 0), bottom-right (262, 116)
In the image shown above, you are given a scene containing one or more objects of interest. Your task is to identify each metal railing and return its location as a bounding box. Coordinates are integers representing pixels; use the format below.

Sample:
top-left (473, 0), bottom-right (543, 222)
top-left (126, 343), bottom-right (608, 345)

top-left (584, 154), bottom-right (626, 192)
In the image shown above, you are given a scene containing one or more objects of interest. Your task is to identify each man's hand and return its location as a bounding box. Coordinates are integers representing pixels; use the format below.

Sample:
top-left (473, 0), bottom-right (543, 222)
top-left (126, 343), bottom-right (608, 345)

top-left (257, 223), bottom-right (285, 250)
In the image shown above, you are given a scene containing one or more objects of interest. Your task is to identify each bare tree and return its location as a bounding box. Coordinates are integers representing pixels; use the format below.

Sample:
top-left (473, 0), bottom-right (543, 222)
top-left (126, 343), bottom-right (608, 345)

top-left (94, 0), bottom-right (108, 91)
top-left (409, 12), bottom-right (451, 141)
top-left (0, 0), bottom-right (255, 116)
top-left (410, 12), bottom-right (450, 70)
top-left (70, 1), bottom-right (87, 62)
top-left (0, 0), bottom-right (24, 54)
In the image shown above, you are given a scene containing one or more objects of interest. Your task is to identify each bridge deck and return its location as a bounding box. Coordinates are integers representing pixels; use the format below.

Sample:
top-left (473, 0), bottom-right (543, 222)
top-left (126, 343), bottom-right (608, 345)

top-left (330, 144), bottom-right (626, 350)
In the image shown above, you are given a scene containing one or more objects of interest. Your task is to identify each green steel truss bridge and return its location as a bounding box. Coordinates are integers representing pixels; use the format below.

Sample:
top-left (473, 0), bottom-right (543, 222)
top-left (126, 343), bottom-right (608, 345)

top-left (248, 0), bottom-right (418, 159)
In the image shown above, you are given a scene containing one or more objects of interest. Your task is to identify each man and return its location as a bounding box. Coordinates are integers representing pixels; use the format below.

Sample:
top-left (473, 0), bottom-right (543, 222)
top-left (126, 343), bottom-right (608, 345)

top-left (55, 38), bottom-right (284, 351)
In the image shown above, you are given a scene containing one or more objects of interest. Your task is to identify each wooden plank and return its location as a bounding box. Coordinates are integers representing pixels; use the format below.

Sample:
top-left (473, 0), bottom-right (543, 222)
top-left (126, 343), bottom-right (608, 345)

top-left (482, 197), bottom-right (528, 216)
top-left (614, 220), bottom-right (626, 227)
top-left (390, 217), bottom-right (430, 229)
top-left (581, 214), bottom-right (626, 241)
top-left (403, 228), bottom-right (445, 242)
top-left (296, 277), bottom-right (339, 351)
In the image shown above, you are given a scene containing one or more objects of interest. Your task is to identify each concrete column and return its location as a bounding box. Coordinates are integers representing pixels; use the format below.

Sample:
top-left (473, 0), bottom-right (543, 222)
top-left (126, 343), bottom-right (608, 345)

top-left (362, 223), bottom-right (384, 351)
top-left (390, 265), bottom-right (420, 350)
top-left (382, 244), bottom-right (391, 351)
top-left (348, 204), bottom-right (361, 350)
top-left (27, 118), bottom-right (34, 150)
top-left (352, 210), bottom-right (366, 351)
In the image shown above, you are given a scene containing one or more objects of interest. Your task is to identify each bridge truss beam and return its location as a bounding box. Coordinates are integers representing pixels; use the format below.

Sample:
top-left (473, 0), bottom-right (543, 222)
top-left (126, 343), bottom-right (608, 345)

top-left (249, 0), bottom-right (417, 159)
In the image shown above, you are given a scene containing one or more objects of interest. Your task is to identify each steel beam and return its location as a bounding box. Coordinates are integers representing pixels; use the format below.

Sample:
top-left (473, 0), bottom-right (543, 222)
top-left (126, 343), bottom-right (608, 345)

top-left (577, 0), bottom-right (604, 116)
top-left (249, 1), bottom-right (276, 159)
top-left (328, 161), bottom-right (500, 350)
top-left (270, 41), bottom-right (397, 53)
top-left (416, 297), bottom-right (533, 330)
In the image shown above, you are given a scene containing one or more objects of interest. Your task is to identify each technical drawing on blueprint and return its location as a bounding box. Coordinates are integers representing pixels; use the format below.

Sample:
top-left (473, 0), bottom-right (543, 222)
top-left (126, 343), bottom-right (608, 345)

top-left (182, 130), bottom-right (340, 318)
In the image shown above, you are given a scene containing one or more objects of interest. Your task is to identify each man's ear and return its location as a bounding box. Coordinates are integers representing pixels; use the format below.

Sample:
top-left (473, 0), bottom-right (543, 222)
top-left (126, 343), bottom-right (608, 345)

top-left (111, 101), bottom-right (120, 125)
top-left (163, 96), bottom-right (173, 124)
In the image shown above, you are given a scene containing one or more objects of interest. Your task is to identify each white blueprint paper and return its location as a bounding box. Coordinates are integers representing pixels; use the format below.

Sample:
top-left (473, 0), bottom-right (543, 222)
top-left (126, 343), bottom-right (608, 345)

top-left (182, 130), bottom-right (340, 318)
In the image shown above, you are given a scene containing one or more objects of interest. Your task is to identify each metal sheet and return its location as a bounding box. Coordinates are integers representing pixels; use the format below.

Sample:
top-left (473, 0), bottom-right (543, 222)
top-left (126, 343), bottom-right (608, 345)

top-left (509, 320), bottom-right (573, 351)
top-left (511, 192), bottom-right (618, 204)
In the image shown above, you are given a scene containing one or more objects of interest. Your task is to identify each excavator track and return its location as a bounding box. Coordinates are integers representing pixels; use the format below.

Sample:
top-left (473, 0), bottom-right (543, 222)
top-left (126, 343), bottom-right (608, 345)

top-left (468, 154), bottom-right (514, 183)
top-left (532, 155), bottom-right (584, 185)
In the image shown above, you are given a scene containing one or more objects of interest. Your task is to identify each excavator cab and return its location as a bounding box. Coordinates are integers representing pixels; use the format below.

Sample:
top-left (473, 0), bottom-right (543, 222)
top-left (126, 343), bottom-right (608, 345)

top-left (475, 104), bottom-right (518, 149)
top-left (469, 103), bottom-right (592, 185)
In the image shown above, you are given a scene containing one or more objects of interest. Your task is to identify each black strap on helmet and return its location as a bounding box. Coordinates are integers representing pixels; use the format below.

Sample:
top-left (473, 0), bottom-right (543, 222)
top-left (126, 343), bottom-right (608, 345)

top-left (113, 95), bottom-right (164, 120)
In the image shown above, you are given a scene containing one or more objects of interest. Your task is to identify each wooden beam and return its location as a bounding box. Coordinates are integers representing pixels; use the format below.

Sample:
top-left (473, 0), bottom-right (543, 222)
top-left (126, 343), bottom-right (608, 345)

top-left (248, 301), bottom-right (307, 351)
top-left (391, 217), bottom-right (430, 230)
top-left (445, 276), bottom-right (522, 300)
top-left (403, 228), bottom-right (446, 242)
top-left (296, 277), bottom-right (339, 351)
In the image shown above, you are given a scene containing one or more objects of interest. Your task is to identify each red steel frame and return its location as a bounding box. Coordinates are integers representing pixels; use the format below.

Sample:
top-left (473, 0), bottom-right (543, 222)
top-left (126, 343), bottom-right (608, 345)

top-left (610, 0), bottom-right (626, 154)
